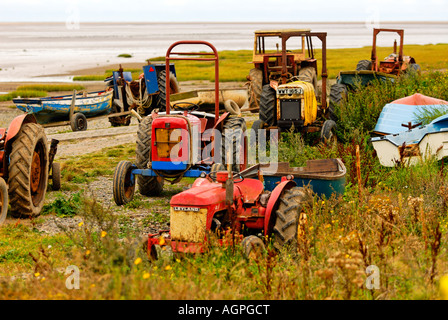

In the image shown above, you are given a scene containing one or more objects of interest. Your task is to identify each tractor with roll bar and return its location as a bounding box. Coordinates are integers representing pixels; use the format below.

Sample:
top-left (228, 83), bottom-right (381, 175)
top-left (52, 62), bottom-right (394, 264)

top-left (246, 29), bottom-right (337, 146)
top-left (112, 40), bottom-right (248, 206)
top-left (329, 28), bottom-right (421, 115)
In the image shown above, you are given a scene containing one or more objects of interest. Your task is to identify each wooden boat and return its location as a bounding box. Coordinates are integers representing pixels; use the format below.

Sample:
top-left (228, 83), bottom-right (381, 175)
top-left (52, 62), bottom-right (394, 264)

top-left (13, 89), bottom-right (113, 125)
top-left (371, 113), bottom-right (448, 167)
top-left (240, 158), bottom-right (346, 198)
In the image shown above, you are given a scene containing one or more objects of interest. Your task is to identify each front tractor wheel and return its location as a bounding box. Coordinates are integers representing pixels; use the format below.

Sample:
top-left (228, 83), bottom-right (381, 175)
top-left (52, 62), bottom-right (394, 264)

top-left (8, 123), bottom-right (49, 217)
top-left (320, 120), bottom-right (337, 146)
top-left (241, 235), bottom-right (266, 260)
top-left (272, 187), bottom-right (313, 252)
top-left (221, 117), bottom-right (247, 172)
top-left (113, 160), bottom-right (136, 205)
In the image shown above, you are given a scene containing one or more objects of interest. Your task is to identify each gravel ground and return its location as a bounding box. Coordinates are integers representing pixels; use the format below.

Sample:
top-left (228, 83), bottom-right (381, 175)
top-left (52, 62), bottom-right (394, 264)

top-left (0, 80), bottom-right (257, 237)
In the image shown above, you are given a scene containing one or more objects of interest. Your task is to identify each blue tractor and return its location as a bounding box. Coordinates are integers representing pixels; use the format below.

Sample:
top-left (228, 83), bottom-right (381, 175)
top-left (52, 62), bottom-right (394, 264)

top-left (105, 62), bottom-right (180, 126)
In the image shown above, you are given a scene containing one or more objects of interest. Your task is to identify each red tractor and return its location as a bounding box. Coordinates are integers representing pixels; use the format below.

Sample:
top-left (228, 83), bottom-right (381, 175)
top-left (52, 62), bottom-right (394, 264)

top-left (0, 114), bottom-right (61, 224)
top-left (145, 166), bottom-right (313, 259)
top-left (113, 41), bottom-right (248, 205)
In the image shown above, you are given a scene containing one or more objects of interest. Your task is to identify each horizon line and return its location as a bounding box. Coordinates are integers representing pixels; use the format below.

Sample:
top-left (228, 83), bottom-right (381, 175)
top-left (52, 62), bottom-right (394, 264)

top-left (1, 20), bottom-right (448, 24)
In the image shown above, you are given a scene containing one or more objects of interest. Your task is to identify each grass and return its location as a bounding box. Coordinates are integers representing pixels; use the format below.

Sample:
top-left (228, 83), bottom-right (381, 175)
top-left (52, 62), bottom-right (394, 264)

top-left (1, 65), bottom-right (448, 299)
top-left (72, 44), bottom-right (448, 83)
top-left (0, 84), bottom-right (86, 102)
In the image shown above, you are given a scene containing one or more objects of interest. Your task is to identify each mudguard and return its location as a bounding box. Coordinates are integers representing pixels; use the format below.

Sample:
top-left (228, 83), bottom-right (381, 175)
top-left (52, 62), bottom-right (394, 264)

top-left (264, 179), bottom-right (297, 236)
top-left (5, 114), bottom-right (37, 149)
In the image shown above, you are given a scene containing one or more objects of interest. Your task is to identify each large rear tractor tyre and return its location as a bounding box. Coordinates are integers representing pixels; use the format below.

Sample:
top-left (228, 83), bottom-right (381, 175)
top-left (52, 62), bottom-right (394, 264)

top-left (113, 160), bottom-right (136, 205)
top-left (329, 83), bottom-right (347, 121)
top-left (8, 123), bottom-right (49, 217)
top-left (298, 66), bottom-right (318, 92)
top-left (259, 84), bottom-right (276, 127)
top-left (156, 70), bottom-right (180, 112)
top-left (0, 177), bottom-right (8, 224)
top-left (221, 117), bottom-right (247, 172)
top-left (247, 68), bottom-right (263, 113)
top-left (273, 187), bottom-right (313, 252)
top-left (136, 116), bottom-right (164, 196)
top-left (320, 120), bottom-right (337, 146)
top-left (356, 59), bottom-right (372, 71)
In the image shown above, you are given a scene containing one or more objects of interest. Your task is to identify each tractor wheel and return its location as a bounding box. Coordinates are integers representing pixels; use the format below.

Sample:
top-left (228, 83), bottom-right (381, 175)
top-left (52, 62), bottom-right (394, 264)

top-left (320, 120), bottom-right (337, 146)
top-left (113, 160), bottom-right (136, 205)
top-left (51, 162), bottom-right (61, 191)
top-left (329, 83), bottom-right (347, 121)
top-left (221, 117), bottom-right (247, 172)
top-left (136, 116), bottom-right (164, 196)
top-left (356, 59), bottom-right (372, 71)
top-left (247, 68), bottom-right (263, 113)
top-left (250, 119), bottom-right (267, 161)
top-left (8, 123), bottom-right (49, 217)
top-left (156, 70), bottom-right (180, 112)
top-left (70, 113), bottom-right (87, 132)
top-left (0, 177), bottom-right (8, 224)
top-left (241, 235), bottom-right (265, 260)
top-left (407, 63), bottom-right (421, 74)
top-left (273, 187), bottom-right (313, 251)
top-left (298, 66), bottom-right (318, 92)
top-left (259, 84), bottom-right (276, 127)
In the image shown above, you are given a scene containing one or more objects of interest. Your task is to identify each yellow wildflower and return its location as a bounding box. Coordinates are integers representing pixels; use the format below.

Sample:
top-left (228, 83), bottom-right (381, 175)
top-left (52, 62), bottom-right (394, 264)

top-left (101, 231), bottom-right (107, 238)
top-left (165, 265), bottom-right (172, 271)
top-left (440, 275), bottom-right (448, 300)
top-left (143, 273), bottom-right (150, 279)
top-left (134, 257), bottom-right (142, 265)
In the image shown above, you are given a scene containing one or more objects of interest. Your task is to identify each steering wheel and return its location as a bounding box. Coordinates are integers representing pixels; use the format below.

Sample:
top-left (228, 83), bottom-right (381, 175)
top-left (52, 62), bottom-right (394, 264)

top-left (208, 170), bottom-right (244, 183)
top-left (172, 101), bottom-right (200, 112)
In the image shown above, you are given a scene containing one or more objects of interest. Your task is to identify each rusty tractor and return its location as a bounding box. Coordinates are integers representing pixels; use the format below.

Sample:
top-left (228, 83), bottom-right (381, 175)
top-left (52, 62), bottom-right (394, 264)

top-left (112, 41), bottom-right (248, 206)
top-left (0, 114), bottom-right (60, 223)
top-left (247, 29), bottom-right (335, 146)
top-left (330, 28), bottom-right (421, 115)
top-left (105, 63), bottom-right (181, 127)
top-left (144, 165), bottom-right (313, 259)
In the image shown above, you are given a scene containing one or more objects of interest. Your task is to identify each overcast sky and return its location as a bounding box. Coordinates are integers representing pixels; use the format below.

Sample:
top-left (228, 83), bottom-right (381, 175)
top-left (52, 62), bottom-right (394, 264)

top-left (0, 0), bottom-right (447, 22)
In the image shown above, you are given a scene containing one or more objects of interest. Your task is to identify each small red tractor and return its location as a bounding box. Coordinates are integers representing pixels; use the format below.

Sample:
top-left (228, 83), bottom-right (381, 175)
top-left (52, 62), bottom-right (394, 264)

top-left (113, 41), bottom-right (248, 206)
top-left (0, 114), bottom-right (61, 224)
top-left (145, 166), bottom-right (313, 259)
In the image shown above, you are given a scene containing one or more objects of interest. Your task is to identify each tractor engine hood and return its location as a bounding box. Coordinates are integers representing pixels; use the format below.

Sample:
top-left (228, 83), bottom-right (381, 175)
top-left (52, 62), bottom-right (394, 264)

top-left (171, 181), bottom-right (226, 207)
top-left (170, 177), bottom-right (265, 207)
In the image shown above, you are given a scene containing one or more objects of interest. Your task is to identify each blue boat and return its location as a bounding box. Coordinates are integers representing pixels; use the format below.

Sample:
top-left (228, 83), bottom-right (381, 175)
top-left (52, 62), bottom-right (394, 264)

top-left (241, 158), bottom-right (346, 199)
top-left (373, 93), bottom-right (448, 135)
top-left (13, 89), bottom-right (114, 125)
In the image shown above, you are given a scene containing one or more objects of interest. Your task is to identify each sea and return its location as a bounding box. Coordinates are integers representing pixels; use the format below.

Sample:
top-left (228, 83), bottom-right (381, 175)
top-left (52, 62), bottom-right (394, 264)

top-left (0, 21), bottom-right (447, 82)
